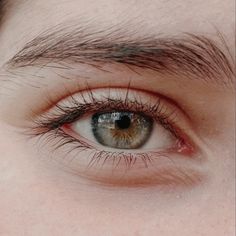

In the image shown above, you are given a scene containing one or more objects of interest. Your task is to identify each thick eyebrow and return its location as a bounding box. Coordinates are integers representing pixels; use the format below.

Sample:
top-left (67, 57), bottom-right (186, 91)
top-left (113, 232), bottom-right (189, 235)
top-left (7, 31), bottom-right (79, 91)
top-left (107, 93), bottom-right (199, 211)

top-left (5, 25), bottom-right (235, 86)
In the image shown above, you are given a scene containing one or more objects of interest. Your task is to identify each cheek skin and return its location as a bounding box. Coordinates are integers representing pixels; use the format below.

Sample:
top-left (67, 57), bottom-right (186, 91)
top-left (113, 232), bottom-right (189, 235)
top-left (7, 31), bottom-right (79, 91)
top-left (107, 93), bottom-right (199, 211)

top-left (0, 123), bottom-right (235, 236)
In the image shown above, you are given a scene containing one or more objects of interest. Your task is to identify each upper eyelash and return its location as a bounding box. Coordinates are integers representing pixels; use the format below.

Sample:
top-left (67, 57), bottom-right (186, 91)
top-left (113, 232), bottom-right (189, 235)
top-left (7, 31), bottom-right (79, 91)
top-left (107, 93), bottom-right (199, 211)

top-left (33, 92), bottom-right (180, 140)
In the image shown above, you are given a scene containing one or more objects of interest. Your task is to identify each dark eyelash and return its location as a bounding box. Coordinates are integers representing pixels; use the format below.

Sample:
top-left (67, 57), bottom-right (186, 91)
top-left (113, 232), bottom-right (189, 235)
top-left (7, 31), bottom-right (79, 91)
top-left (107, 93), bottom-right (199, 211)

top-left (33, 93), bottom-right (180, 140)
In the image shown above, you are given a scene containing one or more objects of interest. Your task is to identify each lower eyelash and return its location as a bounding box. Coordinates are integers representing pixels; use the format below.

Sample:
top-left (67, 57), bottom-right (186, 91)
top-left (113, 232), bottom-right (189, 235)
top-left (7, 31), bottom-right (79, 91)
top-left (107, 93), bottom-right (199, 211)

top-left (33, 92), bottom-right (181, 140)
top-left (29, 127), bottom-right (203, 188)
top-left (37, 127), bottom-right (170, 170)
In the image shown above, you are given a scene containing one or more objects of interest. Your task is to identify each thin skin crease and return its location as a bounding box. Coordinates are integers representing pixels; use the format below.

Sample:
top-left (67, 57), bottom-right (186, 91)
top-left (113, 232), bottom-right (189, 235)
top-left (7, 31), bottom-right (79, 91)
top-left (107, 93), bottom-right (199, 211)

top-left (0, 0), bottom-right (235, 236)
top-left (88, 169), bottom-right (204, 188)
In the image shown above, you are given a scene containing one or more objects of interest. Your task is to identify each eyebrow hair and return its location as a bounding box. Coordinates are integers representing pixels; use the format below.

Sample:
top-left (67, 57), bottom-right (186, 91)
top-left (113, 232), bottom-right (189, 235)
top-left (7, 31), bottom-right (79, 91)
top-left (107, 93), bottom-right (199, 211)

top-left (0, 0), bottom-right (5, 22)
top-left (5, 24), bottom-right (235, 87)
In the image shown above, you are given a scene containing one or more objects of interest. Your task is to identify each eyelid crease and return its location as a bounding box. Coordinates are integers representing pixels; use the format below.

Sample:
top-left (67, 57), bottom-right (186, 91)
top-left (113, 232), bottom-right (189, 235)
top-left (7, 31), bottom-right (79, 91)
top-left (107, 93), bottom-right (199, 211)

top-left (83, 167), bottom-right (204, 188)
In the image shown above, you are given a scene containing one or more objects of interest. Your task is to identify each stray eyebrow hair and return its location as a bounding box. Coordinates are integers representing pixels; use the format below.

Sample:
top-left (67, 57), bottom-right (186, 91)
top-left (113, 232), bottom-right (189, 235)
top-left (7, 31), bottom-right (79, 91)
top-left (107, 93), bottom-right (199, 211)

top-left (5, 24), bottom-right (235, 86)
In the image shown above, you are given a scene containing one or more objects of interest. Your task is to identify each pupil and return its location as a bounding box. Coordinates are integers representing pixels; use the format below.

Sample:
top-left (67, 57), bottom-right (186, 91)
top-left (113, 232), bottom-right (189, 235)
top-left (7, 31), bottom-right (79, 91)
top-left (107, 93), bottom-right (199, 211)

top-left (115, 115), bottom-right (131, 130)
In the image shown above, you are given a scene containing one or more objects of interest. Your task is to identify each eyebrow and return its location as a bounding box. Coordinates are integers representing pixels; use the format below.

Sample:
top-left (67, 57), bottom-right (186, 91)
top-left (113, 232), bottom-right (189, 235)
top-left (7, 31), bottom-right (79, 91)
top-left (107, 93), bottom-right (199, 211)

top-left (5, 25), bottom-right (235, 87)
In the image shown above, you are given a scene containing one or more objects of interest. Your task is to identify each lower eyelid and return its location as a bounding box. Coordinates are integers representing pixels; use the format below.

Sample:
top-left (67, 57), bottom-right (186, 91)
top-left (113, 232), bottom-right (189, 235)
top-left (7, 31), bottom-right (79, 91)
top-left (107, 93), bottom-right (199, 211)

top-left (49, 146), bottom-right (204, 188)
top-left (34, 129), bottom-right (204, 188)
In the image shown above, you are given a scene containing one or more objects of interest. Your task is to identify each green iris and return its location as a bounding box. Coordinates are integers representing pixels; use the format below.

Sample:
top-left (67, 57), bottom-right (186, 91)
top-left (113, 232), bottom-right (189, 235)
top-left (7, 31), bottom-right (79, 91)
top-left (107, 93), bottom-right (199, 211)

top-left (91, 111), bottom-right (153, 149)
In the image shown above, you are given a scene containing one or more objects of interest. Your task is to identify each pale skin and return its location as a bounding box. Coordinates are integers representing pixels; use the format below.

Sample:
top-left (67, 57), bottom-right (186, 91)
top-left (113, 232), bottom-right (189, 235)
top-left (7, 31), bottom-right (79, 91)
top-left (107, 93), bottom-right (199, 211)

top-left (0, 1), bottom-right (235, 236)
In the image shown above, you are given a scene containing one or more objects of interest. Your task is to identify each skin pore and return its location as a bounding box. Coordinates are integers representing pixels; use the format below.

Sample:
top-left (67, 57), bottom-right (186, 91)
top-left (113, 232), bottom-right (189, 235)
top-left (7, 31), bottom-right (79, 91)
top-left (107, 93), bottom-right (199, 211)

top-left (0, 1), bottom-right (235, 236)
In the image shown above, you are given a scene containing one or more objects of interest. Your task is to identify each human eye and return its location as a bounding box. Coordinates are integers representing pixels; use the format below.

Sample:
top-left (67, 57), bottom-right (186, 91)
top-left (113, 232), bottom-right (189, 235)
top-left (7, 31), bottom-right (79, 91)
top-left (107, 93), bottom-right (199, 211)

top-left (29, 87), bottom-right (203, 188)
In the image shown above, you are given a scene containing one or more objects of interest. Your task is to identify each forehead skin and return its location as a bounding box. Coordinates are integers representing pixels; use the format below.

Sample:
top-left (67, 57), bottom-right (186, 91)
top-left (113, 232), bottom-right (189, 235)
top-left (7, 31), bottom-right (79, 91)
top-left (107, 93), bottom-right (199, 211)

top-left (0, 0), bottom-right (235, 65)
